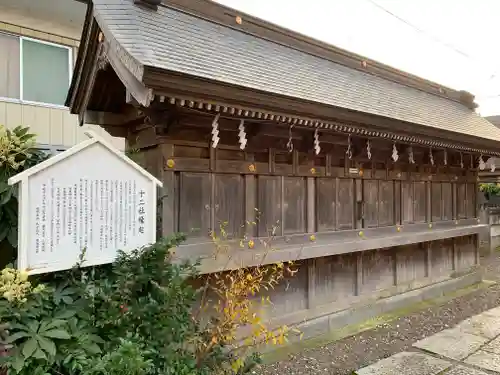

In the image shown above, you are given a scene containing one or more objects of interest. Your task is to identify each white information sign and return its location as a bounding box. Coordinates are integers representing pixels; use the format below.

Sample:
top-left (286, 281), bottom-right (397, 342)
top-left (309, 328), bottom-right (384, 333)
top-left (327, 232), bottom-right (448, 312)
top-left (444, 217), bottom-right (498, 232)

top-left (8, 132), bottom-right (162, 274)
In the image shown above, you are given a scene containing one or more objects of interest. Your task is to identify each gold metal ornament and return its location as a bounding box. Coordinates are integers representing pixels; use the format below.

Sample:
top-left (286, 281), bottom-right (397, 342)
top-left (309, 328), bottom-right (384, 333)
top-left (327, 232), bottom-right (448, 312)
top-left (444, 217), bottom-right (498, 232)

top-left (166, 159), bottom-right (175, 168)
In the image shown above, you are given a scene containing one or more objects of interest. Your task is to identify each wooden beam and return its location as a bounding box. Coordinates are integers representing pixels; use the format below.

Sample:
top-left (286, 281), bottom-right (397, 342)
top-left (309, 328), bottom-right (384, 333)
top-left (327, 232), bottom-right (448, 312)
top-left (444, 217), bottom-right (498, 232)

top-left (103, 39), bottom-right (153, 107)
top-left (147, 74), bottom-right (497, 153)
top-left (83, 110), bottom-right (134, 126)
top-left (78, 43), bottom-right (104, 126)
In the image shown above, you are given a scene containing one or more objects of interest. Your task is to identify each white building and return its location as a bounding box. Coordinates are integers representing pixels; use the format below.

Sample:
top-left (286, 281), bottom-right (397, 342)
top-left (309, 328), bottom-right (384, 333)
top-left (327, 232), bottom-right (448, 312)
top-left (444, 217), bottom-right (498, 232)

top-left (0, 0), bottom-right (123, 153)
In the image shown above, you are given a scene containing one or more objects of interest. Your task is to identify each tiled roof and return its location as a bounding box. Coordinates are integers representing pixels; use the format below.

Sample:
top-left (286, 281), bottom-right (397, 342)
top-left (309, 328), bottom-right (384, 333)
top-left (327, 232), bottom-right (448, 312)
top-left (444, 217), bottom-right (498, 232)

top-left (92, 0), bottom-right (500, 142)
top-left (486, 116), bottom-right (500, 128)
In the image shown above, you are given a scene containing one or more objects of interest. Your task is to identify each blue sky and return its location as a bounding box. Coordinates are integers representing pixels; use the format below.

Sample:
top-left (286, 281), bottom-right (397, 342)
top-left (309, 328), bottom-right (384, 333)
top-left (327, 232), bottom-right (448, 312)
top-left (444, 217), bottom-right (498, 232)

top-left (215, 0), bottom-right (500, 116)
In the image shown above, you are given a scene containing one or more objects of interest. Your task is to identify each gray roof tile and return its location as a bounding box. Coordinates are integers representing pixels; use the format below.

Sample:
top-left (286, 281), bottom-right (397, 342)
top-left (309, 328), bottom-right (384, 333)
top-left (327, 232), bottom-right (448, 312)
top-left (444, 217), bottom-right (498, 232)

top-left (92, 0), bottom-right (500, 142)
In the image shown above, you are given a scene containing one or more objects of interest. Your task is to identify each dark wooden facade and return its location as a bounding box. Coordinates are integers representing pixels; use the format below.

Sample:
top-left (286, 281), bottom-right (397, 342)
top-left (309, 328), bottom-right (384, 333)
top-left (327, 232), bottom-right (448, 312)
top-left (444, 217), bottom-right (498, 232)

top-left (66, 0), bottom-right (500, 333)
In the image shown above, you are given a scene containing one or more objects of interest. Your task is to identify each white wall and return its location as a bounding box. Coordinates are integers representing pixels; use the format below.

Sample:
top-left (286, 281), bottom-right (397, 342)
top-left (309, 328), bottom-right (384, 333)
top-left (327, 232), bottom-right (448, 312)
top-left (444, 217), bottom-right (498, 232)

top-left (0, 1), bottom-right (125, 150)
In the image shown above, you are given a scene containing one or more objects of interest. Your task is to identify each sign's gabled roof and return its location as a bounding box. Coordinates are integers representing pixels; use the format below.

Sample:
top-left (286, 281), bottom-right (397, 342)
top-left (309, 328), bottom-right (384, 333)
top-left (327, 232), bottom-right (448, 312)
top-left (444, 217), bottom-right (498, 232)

top-left (8, 131), bottom-right (163, 187)
top-left (85, 0), bottom-right (500, 143)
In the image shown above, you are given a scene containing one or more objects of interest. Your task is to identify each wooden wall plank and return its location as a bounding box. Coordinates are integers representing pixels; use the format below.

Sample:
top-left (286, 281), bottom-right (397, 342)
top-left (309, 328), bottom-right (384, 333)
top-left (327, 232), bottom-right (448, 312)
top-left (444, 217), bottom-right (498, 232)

top-left (261, 260), bottom-right (308, 317)
top-left (379, 180), bottom-right (394, 227)
top-left (214, 174), bottom-right (245, 238)
top-left (314, 254), bottom-right (356, 305)
top-left (431, 182), bottom-right (442, 221)
top-left (257, 176), bottom-right (282, 236)
top-left (283, 177), bottom-right (306, 234)
top-left (466, 183), bottom-right (476, 218)
top-left (402, 181), bottom-right (414, 224)
top-left (317, 178), bottom-right (336, 232)
top-left (178, 172), bottom-right (211, 239)
top-left (413, 181), bottom-right (427, 223)
top-left (442, 183), bottom-right (453, 220)
top-left (338, 178), bottom-right (354, 230)
top-left (363, 179), bottom-right (378, 228)
top-left (360, 249), bottom-right (394, 293)
top-left (431, 239), bottom-right (453, 277)
top-left (457, 183), bottom-right (467, 219)
top-left (456, 235), bottom-right (476, 270)
top-left (245, 174), bottom-right (257, 237)
top-left (396, 244), bottom-right (426, 284)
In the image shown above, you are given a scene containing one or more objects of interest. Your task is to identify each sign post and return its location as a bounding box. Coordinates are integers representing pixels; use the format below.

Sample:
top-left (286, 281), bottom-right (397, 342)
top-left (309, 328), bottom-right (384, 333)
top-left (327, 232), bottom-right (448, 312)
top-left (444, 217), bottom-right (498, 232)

top-left (8, 131), bottom-right (162, 274)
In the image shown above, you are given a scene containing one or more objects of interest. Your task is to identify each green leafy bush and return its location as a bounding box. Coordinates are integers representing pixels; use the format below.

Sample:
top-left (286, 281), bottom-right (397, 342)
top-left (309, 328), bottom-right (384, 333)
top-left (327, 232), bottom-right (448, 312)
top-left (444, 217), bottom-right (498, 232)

top-left (0, 125), bottom-right (47, 266)
top-left (0, 235), bottom-right (261, 374)
top-left (0, 126), bottom-right (265, 373)
top-left (0, 278), bottom-right (101, 374)
top-left (85, 338), bottom-right (153, 375)
top-left (480, 183), bottom-right (500, 198)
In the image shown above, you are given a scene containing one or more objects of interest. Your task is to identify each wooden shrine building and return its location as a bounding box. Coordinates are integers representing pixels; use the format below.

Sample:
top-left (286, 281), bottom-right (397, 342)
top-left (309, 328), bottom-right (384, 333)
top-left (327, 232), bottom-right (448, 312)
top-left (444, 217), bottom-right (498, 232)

top-left (67, 0), bottom-right (500, 337)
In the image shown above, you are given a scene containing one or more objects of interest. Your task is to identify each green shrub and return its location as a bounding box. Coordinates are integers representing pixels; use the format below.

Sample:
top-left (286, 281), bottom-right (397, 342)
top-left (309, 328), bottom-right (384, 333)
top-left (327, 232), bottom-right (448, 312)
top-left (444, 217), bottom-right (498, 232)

top-left (0, 235), bottom-right (261, 374)
top-left (480, 183), bottom-right (500, 198)
top-left (0, 125), bottom-right (47, 267)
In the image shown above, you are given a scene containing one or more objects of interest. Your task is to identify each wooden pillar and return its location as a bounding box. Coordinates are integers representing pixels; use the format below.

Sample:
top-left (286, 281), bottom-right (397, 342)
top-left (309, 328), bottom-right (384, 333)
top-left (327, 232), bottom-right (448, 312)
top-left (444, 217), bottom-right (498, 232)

top-left (210, 148), bottom-right (216, 232)
top-left (335, 177), bottom-right (340, 230)
top-left (325, 154), bottom-right (332, 176)
top-left (306, 177), bottom-right (315, 233)
top-left (161, 144), bottom-right (176, 236)
top-left (245, 154), bottom-right (257, 237)
top-left (355, 252), bottom-right (363, 296)
top-left (452, 181), bottom-right (457, 220)
top-left (474, 234), bottom-right (480, 265)
top-left (269, 148), bottom-right (276, 174)
top-left (426, 179), bottom-right (432, 223)
top-left (355, 178), bottom-right (363, 229)
top-left (452, 237), bottom-right (459, 271)
top-left (306, 176), bottom-right (316, 308)
top-left (426, 242), bottom-right (432, 278)
top-left (392, 250), bottom-right (398, 286)
top-left (307, 259), bottom-right (316, 309)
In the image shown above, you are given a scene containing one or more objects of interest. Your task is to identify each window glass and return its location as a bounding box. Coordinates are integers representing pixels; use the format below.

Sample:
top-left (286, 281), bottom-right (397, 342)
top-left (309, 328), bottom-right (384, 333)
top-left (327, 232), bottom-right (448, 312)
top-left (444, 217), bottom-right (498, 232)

top-left (22, 39), bottom-right (70, 105)
top-left (0, 33), bottom-right (20, 99)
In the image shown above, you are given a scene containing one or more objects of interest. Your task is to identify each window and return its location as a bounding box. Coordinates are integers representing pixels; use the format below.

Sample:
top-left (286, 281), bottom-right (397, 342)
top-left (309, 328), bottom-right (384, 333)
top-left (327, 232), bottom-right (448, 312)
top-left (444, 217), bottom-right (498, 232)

top-left (0, 32), bottom-right (72, 106)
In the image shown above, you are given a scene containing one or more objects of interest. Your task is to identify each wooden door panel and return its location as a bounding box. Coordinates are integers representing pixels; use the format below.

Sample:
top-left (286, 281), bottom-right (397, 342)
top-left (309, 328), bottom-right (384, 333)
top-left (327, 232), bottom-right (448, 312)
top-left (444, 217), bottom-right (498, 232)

top-left (214, 174), bottom-right (244, 238)
top-left (178, 172), bottom-right (211, 238)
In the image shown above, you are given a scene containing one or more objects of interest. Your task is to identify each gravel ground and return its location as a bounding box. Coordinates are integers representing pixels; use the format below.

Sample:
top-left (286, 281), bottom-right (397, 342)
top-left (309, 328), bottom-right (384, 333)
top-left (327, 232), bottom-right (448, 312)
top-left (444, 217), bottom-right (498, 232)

top-left (255, 252), bottom-right (500, 375)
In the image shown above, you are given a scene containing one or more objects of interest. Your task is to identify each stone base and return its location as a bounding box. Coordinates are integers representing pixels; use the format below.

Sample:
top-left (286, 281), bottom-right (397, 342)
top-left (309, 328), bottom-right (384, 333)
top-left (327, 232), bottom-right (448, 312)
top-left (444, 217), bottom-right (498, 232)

top-left (288, 271), bottom-right (482, 343)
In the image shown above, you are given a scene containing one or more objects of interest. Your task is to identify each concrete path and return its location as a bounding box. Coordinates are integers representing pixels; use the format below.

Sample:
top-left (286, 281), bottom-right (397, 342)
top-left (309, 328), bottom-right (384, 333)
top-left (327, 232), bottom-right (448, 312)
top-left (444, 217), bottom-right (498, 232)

top-left (355, 306), bottom-right (500, 375)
